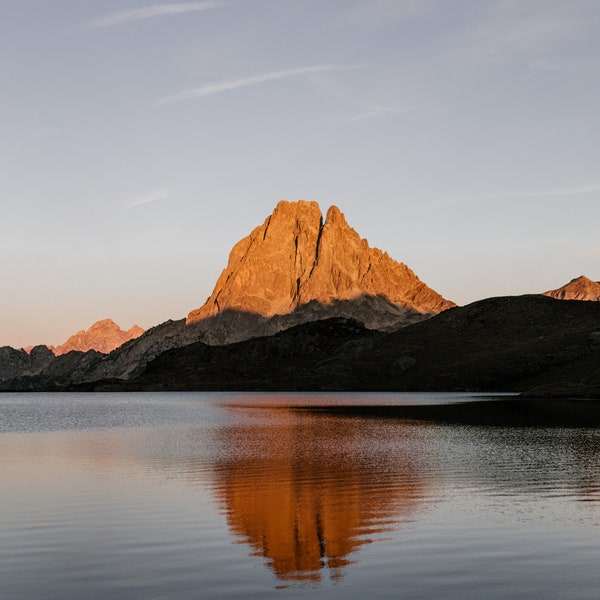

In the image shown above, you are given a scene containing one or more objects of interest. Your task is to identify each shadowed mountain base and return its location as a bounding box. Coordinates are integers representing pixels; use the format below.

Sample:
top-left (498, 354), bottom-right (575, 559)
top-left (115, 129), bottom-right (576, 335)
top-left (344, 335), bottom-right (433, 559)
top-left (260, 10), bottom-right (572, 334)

top-left (0, 294), bottom-right (434, 391)
top-left (72, 295), bottom-right (600, 398)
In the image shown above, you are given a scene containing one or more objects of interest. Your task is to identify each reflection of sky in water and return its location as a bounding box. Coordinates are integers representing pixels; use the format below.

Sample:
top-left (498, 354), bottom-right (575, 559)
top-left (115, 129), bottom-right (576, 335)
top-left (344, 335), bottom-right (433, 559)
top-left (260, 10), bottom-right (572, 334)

top-left (220, 391), bottom-right (514, 408)
top-left (1, 393), bottom-right (600, 598)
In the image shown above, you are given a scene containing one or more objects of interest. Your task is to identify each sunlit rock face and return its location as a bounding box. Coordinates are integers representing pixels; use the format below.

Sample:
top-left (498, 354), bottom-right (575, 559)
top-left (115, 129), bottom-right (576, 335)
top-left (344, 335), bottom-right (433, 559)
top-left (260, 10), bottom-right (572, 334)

top-left (187, 200), bottom-right (454, 344)
top-left (544, 275), bottom-right (600, 302)
top-left (53, 319), bottom-right (145, 355)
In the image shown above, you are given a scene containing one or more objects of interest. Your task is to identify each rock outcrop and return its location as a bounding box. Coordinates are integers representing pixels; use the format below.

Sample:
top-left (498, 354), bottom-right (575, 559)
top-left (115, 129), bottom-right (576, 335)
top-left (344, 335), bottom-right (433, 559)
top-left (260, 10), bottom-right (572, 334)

top-left (544, 275), bottom-right (600, 301)
top-left (81, 319), bottom-right (204, 381)
top-left (0, 345), bottom-right (55, 382)
top-left (187, 200), bottom-right (454, 344)
top-left (52, 319), bottom-right (145, 355)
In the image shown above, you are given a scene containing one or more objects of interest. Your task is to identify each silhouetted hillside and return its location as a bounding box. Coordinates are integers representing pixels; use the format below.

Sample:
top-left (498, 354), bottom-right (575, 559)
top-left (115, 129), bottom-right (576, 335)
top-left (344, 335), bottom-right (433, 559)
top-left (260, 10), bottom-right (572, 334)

top-left (81, 295), bottom-right (600, 397)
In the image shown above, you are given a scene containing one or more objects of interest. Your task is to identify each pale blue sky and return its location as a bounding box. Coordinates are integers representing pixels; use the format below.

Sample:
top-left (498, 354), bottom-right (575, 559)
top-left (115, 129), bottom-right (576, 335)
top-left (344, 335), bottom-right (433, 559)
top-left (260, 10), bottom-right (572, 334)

top-left (1, 0), bottom-right (599, 348)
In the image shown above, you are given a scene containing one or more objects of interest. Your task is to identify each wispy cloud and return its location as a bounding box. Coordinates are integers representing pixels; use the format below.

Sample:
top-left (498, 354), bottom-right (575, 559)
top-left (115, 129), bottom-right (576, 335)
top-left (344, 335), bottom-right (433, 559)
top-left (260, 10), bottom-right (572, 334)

top-left (309, 76), bottom-right (407, 126)
top-left (124, 188), bottom-right (172, 209)
top-left (491, 183), bottom-right (600, 200)
top-left (333, 105), bottom-right (402, 126)
top-left (454, 0), bottom-right (598, 68)
top-left (90, 2), bottom-right (219, 28)
top-left (155, 65), bottom-right (344, 106)
top-left (428, 182), bottom-right (600, 208)
top-left (339, 0), bottom-right (434, 29)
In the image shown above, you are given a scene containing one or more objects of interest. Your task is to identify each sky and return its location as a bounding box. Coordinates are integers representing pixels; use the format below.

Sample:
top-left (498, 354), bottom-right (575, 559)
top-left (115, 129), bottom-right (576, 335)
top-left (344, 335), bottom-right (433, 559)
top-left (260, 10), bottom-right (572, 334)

top-left (1, 0), bottom-right (599, 348)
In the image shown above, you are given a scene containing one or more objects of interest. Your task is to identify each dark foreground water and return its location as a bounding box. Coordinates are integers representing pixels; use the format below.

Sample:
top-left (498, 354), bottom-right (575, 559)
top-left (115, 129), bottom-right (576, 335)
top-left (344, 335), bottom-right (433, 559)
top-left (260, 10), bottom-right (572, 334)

top-left (1, 392), bottom-right (600, 599)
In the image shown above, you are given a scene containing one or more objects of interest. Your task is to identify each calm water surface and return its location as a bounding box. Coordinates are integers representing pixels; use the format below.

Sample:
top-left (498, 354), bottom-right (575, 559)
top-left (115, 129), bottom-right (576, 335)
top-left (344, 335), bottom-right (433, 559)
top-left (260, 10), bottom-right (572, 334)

top-left (1, 392), bottom-right (600, 599)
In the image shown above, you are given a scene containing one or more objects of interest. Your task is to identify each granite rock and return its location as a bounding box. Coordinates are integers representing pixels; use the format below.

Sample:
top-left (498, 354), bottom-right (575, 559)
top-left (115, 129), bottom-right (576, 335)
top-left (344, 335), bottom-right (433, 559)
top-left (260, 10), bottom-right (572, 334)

top-left (544, 275), bottom-right (600, 301)
top-left (53, 319), bottom-right (145, 355)
top-left (187, 200), bottom-right (454, 344)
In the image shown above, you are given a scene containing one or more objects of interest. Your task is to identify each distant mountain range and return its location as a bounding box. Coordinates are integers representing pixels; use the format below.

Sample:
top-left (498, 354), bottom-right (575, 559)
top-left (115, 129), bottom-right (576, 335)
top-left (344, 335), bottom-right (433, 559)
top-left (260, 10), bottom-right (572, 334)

top-left (51, 319), bottom-right (145, 355)
top-left (1, 200), bottom-right (598, 396)
top-left (0, 319), bottom-right (145, 385)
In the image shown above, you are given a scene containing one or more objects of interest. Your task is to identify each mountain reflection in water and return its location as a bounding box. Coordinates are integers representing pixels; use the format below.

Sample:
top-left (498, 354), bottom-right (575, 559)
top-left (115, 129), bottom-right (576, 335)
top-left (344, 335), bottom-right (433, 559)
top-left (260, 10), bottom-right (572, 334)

top-left (3, 393), bottom-right (600, 599)
top-left (209, 408), bottom-right (431, 583)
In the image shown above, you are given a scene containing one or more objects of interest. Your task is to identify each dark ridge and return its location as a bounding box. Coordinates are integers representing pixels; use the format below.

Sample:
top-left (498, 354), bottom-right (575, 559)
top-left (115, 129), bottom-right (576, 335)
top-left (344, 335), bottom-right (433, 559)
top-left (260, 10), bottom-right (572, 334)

top-left (61, 294), bottom-right (600, 397)
top-left (3, 294), bottom-right (600, 396)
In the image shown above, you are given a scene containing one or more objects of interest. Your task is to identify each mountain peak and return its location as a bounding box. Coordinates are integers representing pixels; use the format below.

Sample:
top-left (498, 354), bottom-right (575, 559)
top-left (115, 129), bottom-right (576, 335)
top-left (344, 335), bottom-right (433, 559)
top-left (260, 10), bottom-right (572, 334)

top-left (89, 318), bottom-right (118, 330)
top-left (572, 275), bottom-right (594, 284)
top-left (325, 204), bottom-right (345, 225)
top-left (544, 275), bottom-right (600, 301)
top-left (53, 319), bottom-right (145, 355)
top-left (186, 200), bottom-right (454, 344)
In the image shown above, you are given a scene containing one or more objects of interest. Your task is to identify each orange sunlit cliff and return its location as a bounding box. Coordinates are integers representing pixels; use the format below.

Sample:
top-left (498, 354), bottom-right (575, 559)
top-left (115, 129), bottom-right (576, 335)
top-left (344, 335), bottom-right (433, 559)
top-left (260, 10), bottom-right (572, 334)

top-left (186, 200), bottom-right (454, 344)
top-left (52, 319), bottom-right (144, 355)
top-left (544, 275), bottom-right (600, 302)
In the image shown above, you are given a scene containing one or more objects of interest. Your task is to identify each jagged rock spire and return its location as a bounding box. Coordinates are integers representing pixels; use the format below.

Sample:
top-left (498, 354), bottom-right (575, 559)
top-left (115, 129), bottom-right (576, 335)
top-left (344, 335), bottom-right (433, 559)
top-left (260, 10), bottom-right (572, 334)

top-left (186, 200), bottom-right (454, 343)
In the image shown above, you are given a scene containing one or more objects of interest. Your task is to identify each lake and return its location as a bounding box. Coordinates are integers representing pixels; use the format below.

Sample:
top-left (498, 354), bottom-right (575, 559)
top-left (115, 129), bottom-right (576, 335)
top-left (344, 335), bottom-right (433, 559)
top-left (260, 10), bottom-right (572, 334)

top-left (1, 392), bottom-right (600, 599)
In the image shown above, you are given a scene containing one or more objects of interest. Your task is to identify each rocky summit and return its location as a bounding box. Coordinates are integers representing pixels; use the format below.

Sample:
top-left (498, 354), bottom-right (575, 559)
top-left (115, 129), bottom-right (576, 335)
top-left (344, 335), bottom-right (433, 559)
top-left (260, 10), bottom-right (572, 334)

top-left (187, 200), bottom-right (454, 344)
top-left (544, 275), bottom-right (600, 302)
top-left (52, 319), bottom-right (145, 355)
